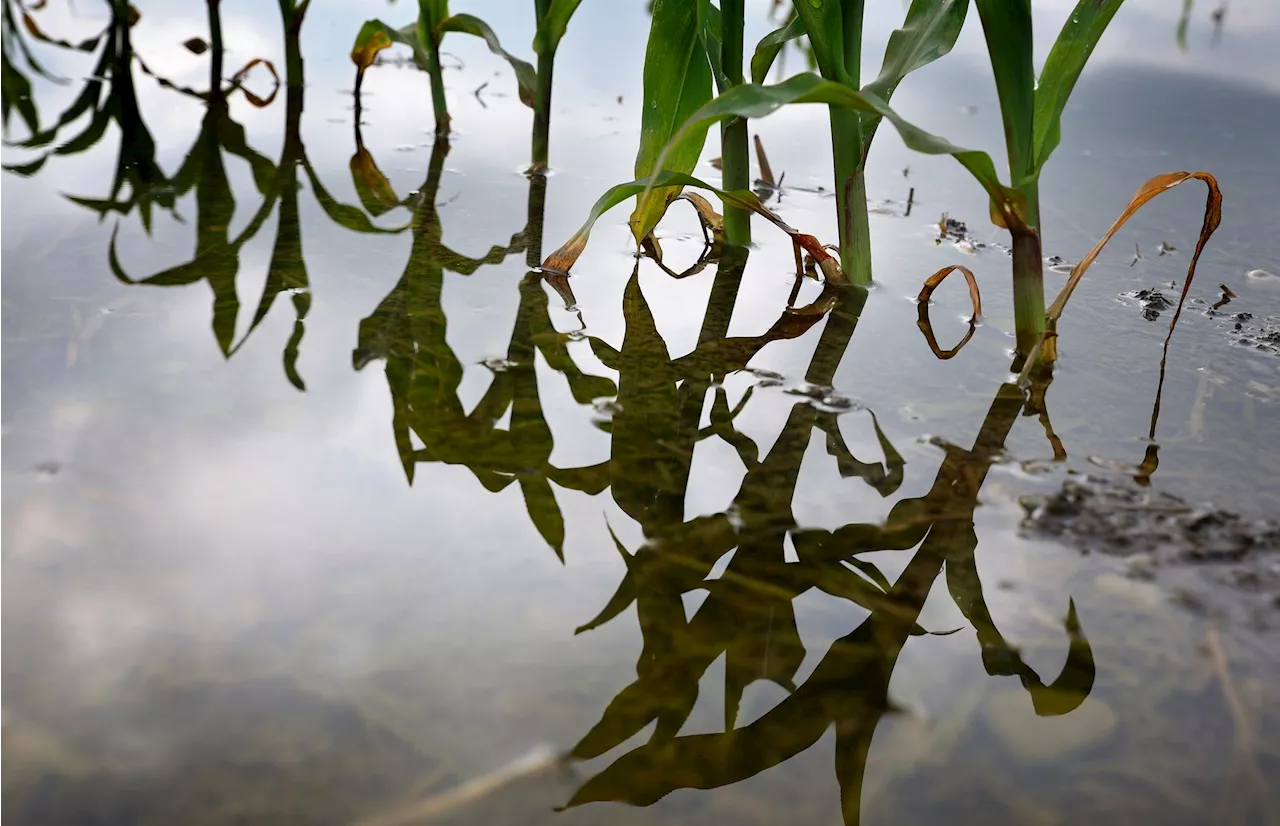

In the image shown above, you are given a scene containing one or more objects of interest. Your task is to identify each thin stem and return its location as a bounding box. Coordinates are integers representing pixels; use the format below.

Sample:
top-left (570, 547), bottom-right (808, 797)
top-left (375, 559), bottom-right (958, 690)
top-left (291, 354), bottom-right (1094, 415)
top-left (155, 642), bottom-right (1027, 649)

top-left (524, 169), bottom-right (548, 268)
top-left (531, 50), bottom-right (554, 170)
top-left (831, 0), bottom-right (870, 285)
top-left (720, 0), bottom-right (750, 246)
top-left (1011, 178), bottom-right (1045, 363)
top-left (1011, 229), bottom-right (1046, 361)
top-left (699, 245), bottom-right (747, 346)
top-left (531, 0), bottom-right (553, 169)
top-left (426, 24), bottom-right (450, 135)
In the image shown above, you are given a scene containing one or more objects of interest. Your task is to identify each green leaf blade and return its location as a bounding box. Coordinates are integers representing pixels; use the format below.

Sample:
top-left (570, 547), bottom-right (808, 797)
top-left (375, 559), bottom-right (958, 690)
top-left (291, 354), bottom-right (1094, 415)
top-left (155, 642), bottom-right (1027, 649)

top-left (1033, 0), bottom-right (1125, 172)
top-left (790, 0), bottom-right (849, 85)
top-left (863, 0), bottom-right (968, 103)
top-left (629, 0), bottom-right (714, 243)
top-left (974, 0), bottom-right (1035, 182)
top-left (750, 14), bottom-right (806, 85)
top-left (437, 13), bottom-right (537, 108)
top-left (533, 0), bottom-right (584, 56)
top-left (648, 74), bottom-right (1020, 226)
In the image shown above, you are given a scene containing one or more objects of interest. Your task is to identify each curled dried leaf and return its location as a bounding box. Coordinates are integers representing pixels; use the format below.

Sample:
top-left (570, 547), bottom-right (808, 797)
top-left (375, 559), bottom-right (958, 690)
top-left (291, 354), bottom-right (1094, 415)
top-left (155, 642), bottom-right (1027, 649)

top-left (674, 192), bottom-right (724, 243)
top-left (916, 264), bottom-right (981, 360)
top-left (1017, 171), bottom-right (1222, 385)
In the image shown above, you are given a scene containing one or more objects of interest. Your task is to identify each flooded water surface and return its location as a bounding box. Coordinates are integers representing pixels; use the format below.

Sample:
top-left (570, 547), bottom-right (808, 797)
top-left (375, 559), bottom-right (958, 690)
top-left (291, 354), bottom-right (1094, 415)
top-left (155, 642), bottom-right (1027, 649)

top-left (3, 1), bottom-right (1279, 824)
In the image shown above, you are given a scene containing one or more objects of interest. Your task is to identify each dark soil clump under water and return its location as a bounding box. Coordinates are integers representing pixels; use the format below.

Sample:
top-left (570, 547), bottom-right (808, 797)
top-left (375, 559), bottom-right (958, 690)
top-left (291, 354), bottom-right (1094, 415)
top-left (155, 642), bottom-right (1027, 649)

top-left (1021, 476), bottom-right (1280, 637)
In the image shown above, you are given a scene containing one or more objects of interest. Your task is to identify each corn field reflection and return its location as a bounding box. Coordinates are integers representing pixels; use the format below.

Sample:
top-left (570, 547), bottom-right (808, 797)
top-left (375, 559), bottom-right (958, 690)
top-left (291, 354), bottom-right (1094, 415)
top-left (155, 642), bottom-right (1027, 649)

top-left (345, 134), bottom-right (1094, 824)
top-left (5, 6), bottom-right (1099, 822)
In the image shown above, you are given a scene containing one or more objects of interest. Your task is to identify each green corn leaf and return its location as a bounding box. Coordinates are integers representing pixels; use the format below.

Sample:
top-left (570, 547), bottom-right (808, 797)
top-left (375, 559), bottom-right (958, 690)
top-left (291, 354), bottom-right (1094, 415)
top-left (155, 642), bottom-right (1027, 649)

top-left (646, 74), bottom-right (1022, 231)
top-left (789, 0), bottom-right (850, 86)
top-left (350, 19), bottom-right (427, 73)
top-left (283, 291), bottom-right (311, 391)
top-left (533, 0), bottom-right (584, 56)
top-left (418, 0), bottom-right (449, 25)
top-left (629, 0), bottom-right (713, 244)
top-left (863, 0), bottom-right (967, 103)
top-left (750, 14), bottom-right (806, 84)
top-left (973, 0), bottom-right (1035, 183)
top-left (857, 0), bottom-right (967, 153)
top-left (1032, 0), bottom-right (1125, 173)
top-left (696, 0), bottom-right (727, 93)
top-left (437, 14), bottom-right (537, 108)
top-left (351, 21), bottom-right (394, 76)
top-left (415, 0), bottom-right (448, 66)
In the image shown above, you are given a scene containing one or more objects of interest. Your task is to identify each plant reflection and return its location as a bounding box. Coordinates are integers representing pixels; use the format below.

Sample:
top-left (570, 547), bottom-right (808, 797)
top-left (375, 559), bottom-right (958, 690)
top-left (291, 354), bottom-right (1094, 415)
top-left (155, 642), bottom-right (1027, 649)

top-left (352, 135), bottom-right (615, 559)
top-left (6, 7), bottom-right (1101, 820)
top-left (346, 128), bottom-right (1095, 821)
top-left (333, 66), bottom-right (1097, 814)
top-left (6, 0), bottom-right (392, 388)
top-left (562, 319), bottom-right (1094, 822)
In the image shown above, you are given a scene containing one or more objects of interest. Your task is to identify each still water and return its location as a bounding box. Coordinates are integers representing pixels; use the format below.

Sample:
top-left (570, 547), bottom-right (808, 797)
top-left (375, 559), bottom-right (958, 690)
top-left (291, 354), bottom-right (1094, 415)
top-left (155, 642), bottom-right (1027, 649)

top-left (3, 1), bottom-right (1279, 824)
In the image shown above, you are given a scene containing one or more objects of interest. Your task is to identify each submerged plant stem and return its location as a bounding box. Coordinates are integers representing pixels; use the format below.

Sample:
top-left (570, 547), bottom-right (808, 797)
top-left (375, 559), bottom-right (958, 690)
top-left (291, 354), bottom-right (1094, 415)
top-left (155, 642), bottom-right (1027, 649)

top-left (720, 0), bottom-right (750, 246)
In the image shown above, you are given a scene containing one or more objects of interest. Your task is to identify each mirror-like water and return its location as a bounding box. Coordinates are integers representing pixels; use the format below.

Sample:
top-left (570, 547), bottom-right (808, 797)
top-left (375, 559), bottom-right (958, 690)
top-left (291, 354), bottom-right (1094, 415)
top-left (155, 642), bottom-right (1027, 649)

top-left (4, 2), bottom-right (1278, 824)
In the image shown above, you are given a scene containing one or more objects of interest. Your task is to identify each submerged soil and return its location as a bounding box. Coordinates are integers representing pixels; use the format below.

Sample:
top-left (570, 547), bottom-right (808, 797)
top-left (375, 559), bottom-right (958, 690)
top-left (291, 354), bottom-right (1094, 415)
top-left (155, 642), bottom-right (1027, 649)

top-left (1022, 476), bottom-right (1280, 642)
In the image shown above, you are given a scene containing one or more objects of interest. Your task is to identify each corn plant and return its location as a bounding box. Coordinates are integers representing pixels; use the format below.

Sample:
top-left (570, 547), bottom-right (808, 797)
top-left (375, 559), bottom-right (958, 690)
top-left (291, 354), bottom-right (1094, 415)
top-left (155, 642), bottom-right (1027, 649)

top-left (628, 0), bottom-right (762, 248)
top-left (970, 0), bottom-right (1126, 358)
top-left (529, 0), bottom-right (583, 168)
top-left (552, 0), bottom-right (972, 286)
top-left (782, 0), bottom-right (967, 284)
top-left (350, 0), bottom-right (582, 168)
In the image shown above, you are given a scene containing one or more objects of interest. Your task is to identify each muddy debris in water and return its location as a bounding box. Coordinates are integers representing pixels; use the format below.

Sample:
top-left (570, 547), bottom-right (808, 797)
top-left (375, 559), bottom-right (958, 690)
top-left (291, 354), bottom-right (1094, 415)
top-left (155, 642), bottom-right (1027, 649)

top-left (933, 212), bottom-right (1011, 256)
top-left (1124, 288), bottom-right (1176, 320)
top-left (1231, 319), bottom-right (1280, 355)
top-left (1021, 477), bottom-right (1280, 632)
top-left (1194, 297), bottom-right (1280, 355)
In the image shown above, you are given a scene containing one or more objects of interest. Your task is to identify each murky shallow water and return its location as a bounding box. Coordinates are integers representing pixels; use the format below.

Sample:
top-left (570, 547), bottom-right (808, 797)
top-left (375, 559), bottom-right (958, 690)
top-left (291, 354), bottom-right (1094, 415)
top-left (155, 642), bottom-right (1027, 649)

top-left (3, 1), bottom-right (1279, 824)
